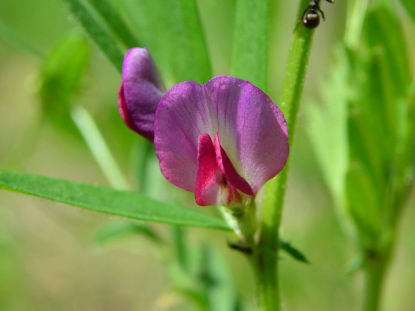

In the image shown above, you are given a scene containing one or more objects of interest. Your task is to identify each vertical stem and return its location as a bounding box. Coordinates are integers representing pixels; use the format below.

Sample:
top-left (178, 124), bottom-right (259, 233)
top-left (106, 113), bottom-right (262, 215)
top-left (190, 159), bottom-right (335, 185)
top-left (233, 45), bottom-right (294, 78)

top-left (132, 139), bottom-right (154, 193)
top-left (171, 225), bottom-right (190, 274)
top-left (254, 1), bottom-right (315, 310)
top-left (362, 249), bottom-right (391, 311)
top-left (71, 105), bottom-right (130, 190)
top-left (363, 261), bottom-right (384, 311)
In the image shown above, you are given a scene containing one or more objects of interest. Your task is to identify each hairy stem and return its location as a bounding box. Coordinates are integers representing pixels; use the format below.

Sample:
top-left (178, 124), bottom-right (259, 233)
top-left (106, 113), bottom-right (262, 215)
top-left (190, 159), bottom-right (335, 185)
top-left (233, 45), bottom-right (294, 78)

top-left (254, 0), bottom-right (316, 310)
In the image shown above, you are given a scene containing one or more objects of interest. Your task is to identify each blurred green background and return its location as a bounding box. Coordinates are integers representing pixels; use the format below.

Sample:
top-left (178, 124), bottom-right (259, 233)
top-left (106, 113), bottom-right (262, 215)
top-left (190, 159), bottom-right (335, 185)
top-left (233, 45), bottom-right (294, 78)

top-left (0, 0), bottom-right (414, 310)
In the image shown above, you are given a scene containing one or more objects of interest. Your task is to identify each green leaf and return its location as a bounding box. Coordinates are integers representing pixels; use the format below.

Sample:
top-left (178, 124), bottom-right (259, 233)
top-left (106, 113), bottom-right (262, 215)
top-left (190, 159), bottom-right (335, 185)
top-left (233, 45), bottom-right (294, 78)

top-left (346, 163), bottom-right (382, 242)
top-left (118, 0), bottom-right (211, 83)
top-left (86, 0), bottom-right (139, 47)
top-left (39, 34), bottom-right (89, 125)
top-left (167, 0), bottom-right (211, 83)
top-left (279, 239), bottom-right (310, 264)
top-left (197, 244), bottom-right (244, 311)
top-left (396, 83), bottom-right (415, 208)
top-left (400, 0), bottom-right (415, 22)
top-left (307, 46), bottom-right (349, 205)
top-left (63, 0), bottom-right (124, 70)
top-left (362, 5), bottom-right (410, 100)
top-left (346, 254), bottom-right (365, 275)
top-left (310, 3), bottom-right (414, 247)
top-left (346, 3), bottom-right (413, 228)
top-left (171, 226), bottom-right (191, 274)
top-left (231, 0), bottom-right (269, 90)
top-left (0, 170), bottom-right (230, 230)
top-left (95, 221), bottom-right (160, 244)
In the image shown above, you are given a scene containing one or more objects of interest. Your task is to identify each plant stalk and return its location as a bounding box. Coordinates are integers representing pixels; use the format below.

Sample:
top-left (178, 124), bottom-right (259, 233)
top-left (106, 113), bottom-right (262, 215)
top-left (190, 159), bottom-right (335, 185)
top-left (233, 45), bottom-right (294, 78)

top-left (254, 1), bottom-right (316, 310)
top-left (363, 261), bottom-right (385, 311)
top-left (362, 247), bottom-right (392, 311)
top-left (71, 105), bottom-right (130, 190)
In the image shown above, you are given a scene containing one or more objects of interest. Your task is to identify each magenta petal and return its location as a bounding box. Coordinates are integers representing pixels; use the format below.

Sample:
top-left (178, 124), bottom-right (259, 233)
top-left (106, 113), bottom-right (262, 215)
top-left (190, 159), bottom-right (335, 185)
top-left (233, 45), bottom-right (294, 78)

top-left (118, 84), bottom-right (134, 130)
top-left (214, 134), bottom-right (253, 196)
top-left (206, 76), bottom-right (289, 193)
top-left (154, 75), bottom-right (289, 197)
top-left (118, 47), bottom-right (164, 141)
top-left (154, 81), bottom-right (205, 192)
top-left (195, 134), bottom-right (220, 206)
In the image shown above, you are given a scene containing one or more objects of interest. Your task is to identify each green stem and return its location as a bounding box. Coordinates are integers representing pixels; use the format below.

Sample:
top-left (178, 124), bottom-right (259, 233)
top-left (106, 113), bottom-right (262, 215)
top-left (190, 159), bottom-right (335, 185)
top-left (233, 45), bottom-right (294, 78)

top-left (71, 105), bottom-right (130, 190)
top-left (220, 203), bottom-right (257, 246)
top-left (134, 140), bottom-right (154, 193)
top-left (363, 264), bottom-right (384, 311)
top-left (254, 1), bottom-right (316, 310)
top-left (363, 250), bottom-right (390, 311)
top-left (171, 225), bottom-right (190, 274)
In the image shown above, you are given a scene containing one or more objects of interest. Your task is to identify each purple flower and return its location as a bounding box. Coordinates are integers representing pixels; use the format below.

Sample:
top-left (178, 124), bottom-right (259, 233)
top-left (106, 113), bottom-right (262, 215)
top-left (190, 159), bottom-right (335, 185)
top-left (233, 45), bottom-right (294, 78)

top-left (118, 47), bottom-right (164, 141)
top-left (118, 48), bottom-right (289, 206)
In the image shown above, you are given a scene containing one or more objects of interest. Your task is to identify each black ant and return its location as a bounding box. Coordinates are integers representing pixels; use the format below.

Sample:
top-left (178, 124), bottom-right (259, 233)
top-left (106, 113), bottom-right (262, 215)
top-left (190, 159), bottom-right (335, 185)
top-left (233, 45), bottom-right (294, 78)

top-left (302, 0), bottom-right (335, 29)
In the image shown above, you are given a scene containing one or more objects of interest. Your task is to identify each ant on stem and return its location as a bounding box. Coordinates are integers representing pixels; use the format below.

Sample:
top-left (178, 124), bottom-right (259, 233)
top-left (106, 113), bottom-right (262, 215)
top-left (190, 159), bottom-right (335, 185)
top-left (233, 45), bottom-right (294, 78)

top-left (302, 0), bottom-right (335, 29)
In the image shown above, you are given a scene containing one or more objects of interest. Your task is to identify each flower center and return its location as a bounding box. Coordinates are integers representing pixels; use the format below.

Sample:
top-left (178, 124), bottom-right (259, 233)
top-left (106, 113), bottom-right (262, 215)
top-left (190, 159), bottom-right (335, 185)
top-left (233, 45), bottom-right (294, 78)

top-left (195, 133), bottom-right (253, 206)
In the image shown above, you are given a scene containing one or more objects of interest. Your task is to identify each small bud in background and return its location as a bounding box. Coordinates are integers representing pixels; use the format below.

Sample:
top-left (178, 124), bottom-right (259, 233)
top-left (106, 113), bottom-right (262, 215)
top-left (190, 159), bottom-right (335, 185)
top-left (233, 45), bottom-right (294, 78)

top-left (38, 34), bottom-right (89, 130)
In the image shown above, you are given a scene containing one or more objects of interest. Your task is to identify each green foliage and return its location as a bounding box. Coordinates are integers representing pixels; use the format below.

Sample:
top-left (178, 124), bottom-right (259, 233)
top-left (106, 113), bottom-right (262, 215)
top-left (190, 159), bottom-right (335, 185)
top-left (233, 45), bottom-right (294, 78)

top-left (346, 4), bottom-right (413, 244)
top-left (96, 223), bottom-right (242, 311)
top-left (196, 244), bottom-right (244, 311)
top-left (38, 34), bottom-right (89, 124)
top-left (95, 221), bottom-right (160, 244)
top-left (172, 242), bottom-right (243, 311)
top-left (309, 3), bottom-right (414, 251)
top-left (86, 0), bottom-right (138, 48)
top-left (279, 240), bottom-right (310, 264)
top-left (400, 0), bottom-right (415, 22)
top-left (231, 0), bottom-right (269, 90)
top-left (118, 0), bottom-right (211, 84)
top-left (63, 0), bottom-right (124, 69)
top-left (307, 46), bottom-right (349, 206)
top-left (0, 170), bottom-right (230, 230)
top-left (171, 226), bottom-right (192, 274)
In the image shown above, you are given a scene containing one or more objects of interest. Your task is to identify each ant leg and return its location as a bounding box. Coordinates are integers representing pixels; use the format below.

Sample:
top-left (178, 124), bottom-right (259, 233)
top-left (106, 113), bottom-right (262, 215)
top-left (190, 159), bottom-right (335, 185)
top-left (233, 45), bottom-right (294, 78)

top-left (301, 7), bottom-right (309, 21)
top-left (300, 6), bottom-right (310, 24)
top-left (317, 7), bottom-right (325, 20)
